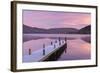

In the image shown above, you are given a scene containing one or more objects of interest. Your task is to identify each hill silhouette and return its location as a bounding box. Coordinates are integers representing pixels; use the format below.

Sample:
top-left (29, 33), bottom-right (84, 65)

top-left (79, 25), bottom-right (91, 34)
top-left (23, 24), bottom-right (91, 34)
top-left (23, 25), bottom-right (78, 34)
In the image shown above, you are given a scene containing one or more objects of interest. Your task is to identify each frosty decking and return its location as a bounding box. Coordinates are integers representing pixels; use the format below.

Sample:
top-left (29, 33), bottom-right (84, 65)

top-left (23, 40), bottom-right (67, 62)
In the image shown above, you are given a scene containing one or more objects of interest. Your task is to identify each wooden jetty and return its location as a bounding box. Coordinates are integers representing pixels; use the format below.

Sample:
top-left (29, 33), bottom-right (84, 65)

top-left (23, 40), bottom-right (67, 62)
top-left (39, 43), bottom-right (67, 61)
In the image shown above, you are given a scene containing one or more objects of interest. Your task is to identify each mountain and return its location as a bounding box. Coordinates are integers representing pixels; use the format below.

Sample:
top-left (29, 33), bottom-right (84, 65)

top-left (79, 25), bottom-right (91, 34)
top-left (23, 25), bottom-right (46, 33)
top-left (23, 25), bottom-right (78, 34)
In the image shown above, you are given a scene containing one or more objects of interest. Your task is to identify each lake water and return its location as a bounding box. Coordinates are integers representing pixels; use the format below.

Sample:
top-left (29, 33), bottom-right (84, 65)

top-left (23, 34), bottom-right (91, 62)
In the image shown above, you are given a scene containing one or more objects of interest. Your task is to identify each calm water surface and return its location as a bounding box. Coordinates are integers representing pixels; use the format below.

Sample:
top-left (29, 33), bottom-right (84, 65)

top-left (23, 34), bottom-right (91, 62)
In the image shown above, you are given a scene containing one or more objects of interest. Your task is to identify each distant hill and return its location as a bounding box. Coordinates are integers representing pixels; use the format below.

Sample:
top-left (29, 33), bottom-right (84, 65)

top-left (23, 25), bottom-right (78, 34)
top-left (23, 24), bottom-right (91, 34)
top-left (23, 25), bottom-right (46, 33)
top-left (79, 25), bottom-right (91, 34)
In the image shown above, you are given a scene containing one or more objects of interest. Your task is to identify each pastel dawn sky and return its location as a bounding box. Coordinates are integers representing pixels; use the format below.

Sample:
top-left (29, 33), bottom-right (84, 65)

top-left (23, 10), bottom-right (91, 29)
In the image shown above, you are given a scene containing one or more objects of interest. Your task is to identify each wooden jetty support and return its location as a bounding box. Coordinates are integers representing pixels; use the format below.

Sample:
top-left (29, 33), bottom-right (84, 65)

top-left (39, 43), bottom-right (67, 61)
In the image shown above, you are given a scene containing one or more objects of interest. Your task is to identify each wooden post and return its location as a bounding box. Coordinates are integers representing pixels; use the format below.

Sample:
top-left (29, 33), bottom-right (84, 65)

top-left (29, 48), bottom-right (31, 55)
top-left (65, 37), bottom-right (67, 48)
top-left (51, 41), bottom-right (53, 45)
top-left (43, 44), bottom-right (45, 55)
top-left (58, 37), bottom-right (60, 41)
top-left (43, 49), bottom-right (45, 55)
top-left (55, 40), bottom-right (57, 43)
top-left (65, 37), bottom-right (67, 42)
top-left (58, 37), bottom-right (61, 45)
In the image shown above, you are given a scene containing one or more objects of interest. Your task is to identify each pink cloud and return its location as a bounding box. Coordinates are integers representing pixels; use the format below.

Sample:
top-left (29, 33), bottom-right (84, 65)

top-left (23, 10), bottom-right (91, 29)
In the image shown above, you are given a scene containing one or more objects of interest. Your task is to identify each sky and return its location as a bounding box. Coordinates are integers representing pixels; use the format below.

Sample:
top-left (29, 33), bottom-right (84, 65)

top-left (23, 10), bottom-right (91, 29)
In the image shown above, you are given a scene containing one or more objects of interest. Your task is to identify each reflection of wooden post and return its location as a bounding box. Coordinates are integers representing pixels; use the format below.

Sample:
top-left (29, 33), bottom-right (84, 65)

top-left (54, 44), bottom-right (56, 48)
top-left (43, 44), bottom-right (45, 48)
top-left (65, 43), bottom-right (67, 53)
top-left (29, 48), bottom-right (31, 55)
top-left (64, 37), bottom-right (67, 53)
top-left (65, 48), bottom-right (66, 53)
top-left (43, 44), bottom-right (45, 55)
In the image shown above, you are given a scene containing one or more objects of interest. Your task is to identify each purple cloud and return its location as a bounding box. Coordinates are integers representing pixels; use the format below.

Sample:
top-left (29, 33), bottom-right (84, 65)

top-left (23, 10), bottom-right (91, 29)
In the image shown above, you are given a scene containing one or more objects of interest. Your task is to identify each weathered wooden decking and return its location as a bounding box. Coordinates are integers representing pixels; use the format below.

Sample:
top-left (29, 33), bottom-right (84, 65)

top-left (39, 43), bottom-right (67, 61)
top-left (23, 40), bottom-right (67, 62)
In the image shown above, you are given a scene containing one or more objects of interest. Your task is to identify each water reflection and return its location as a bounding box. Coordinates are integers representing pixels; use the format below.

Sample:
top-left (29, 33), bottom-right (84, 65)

top-left (58, 39), bottom-right (91, 61)
top-left (23, 34), bottom-right (91, 62)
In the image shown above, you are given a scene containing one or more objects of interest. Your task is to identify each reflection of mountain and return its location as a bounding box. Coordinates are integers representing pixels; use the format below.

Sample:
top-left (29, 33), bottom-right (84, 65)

top-left (79, 25), bottom-right (91, 34)
top-left (47, 28), bottom-right (78, 34)
top-left (23, 25), bottom-right (91, 34)
top-left (81, 36), bottom-right (91, 43)
top-left (23, 25), bottom-right (78, 34)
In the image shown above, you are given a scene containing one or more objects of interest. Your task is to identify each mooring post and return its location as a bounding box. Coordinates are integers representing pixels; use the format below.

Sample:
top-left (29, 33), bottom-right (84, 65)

top-left (29, 48), bottom-right (31, 55)
top-left (58, 37), bottom-right (61, 45)
top-left (43, 44), bottom-right (45, 55)
top-left (55, 40), bottom-right (57, 43)
top-left (65, 37), bottom-right (67, 42)
top-left (65, 37), bottom-right (67, 48)
top-left (51, 41), bottom-right (53, 45)
top-left (58, 37), bottom-right (60, 41)
top-left (43, 49), bottom-right (45, 55)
